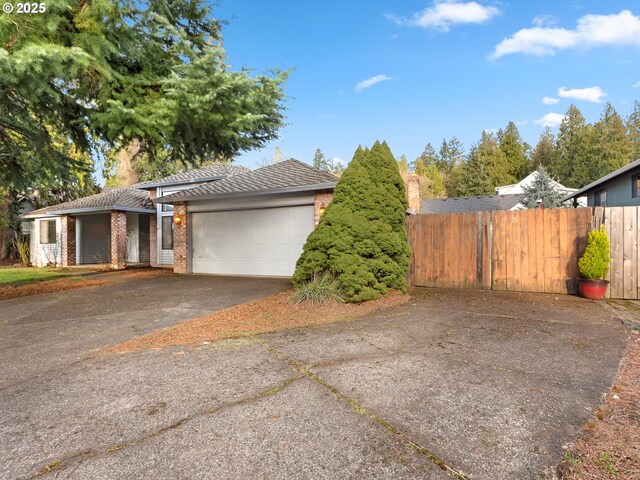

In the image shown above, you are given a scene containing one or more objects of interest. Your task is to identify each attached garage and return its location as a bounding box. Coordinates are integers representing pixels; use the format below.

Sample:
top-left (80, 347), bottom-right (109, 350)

top-left (191, 205), bottom-right (314, 276)
top-left (80, 214), bottom-right (111, 264)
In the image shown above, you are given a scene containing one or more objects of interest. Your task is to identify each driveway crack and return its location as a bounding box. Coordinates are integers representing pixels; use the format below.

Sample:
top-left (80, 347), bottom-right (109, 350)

top-left (257, 339), bottom-right (470, 480)
top-left (26, 375), bottom-right (303, 479)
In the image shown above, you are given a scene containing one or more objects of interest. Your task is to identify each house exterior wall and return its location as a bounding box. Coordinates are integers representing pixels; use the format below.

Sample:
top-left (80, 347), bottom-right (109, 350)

top-left (110, 211), bottom-right (127, 270)
top-left (126, 214), bottom-right (139, 263)
top-left (586, 167), bottom-right (640, 207)
top-left (173, 202), bottom-right (188, 274)
top-left (60, 216), bottom-right (76, 267)
top-left (314, 190), bottom-right (334, 226)
top-left (30, 216), bottom-right (62, 266)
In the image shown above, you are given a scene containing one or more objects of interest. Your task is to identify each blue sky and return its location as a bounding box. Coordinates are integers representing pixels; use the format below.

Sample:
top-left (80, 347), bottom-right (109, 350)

top-left (216, 0), bottom-right (640, 169)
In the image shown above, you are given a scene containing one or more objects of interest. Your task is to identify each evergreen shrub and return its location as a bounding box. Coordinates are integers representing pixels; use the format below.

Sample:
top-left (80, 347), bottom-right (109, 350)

top-left (578, 226), bottom-right (611, 280)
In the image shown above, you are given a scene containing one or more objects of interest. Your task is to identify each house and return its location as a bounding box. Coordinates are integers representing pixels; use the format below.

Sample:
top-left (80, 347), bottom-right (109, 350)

top-left (495, 170), bottom-right (587, 208)
top-left (23, 160), bottom-right (338, 276)
top-left (564, 158), bottom-right (640, 207)
top-left (421, 194), bottom-right (525, 214)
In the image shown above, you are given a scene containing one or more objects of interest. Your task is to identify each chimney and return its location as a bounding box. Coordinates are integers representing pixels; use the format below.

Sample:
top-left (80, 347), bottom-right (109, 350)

top-left (405, 175), bottom-right (420, 214)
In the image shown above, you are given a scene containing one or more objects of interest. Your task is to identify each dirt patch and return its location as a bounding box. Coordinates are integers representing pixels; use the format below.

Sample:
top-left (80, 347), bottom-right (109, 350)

top-left (106, 290), bottom-right (409, 354)
top-left (557, 334), bottom-right (640, 480)
top-left (0, 277), bottom-right (108, 301)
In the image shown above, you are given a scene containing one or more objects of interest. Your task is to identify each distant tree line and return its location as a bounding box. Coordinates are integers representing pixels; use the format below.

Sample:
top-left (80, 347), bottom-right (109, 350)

top-left (407, 101), bottom-right (640, 199)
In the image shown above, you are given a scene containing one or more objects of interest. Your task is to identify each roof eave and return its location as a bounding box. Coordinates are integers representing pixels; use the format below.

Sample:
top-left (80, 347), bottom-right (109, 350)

top-left (137, 175), bottom-right (229, 189)
top-left (156, 182), bottom-right (338, 203)
top-left (564, 159), bottom-right (640, 200)
top-left (42, 206), bottom-right (155, 215)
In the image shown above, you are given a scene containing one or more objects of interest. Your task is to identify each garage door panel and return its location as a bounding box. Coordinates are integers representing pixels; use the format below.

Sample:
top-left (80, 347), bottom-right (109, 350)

top-left (191, 205), bottom-right (314, 276)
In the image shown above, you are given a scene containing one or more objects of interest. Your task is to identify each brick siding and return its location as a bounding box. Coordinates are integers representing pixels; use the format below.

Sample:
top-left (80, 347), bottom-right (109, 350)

top-left (173, 202), bottom-right (188, 273)
top-left (110, 211), bottom-right (127, 270)
top-left (60, 215), bottom-right (76, 267)
top-left (314, 190), bottom-right (334, 226)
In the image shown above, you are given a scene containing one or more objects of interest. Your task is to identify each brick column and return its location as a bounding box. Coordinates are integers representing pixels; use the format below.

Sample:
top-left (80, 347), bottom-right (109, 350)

top-left (405, 175), bottom-right (420, 214)
top-left (173, 202), bottom-right (188, 274)
top-left (60, 216), bottom-right (76, 267)
top-left (314, 190), bottom-right (334, 226)
top-left (110, 211), bottom-right (127, 270)
top-left (149, 188), bottom-right (158, 267)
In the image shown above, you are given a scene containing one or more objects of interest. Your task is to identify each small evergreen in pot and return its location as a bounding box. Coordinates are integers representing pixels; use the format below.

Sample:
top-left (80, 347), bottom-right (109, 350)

top-left (578, 226), bottom-right (611, 300)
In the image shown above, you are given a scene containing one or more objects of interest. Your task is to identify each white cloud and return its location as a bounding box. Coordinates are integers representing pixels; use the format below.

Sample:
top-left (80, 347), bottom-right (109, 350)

top-left (387, 1), bottom-right (500, 32)
top-left (355, 74), bottom-right (394, 92)
top-left (492, 10), bottom-right (640, 58)
top-left (532, 14), bottom-right (558, 28)
top-left (516, 120), bottom-right (529, 127)
top-left (634, 81), bottom-right (640, 88)
top-left (543, 96), bottom-right (560, 105)
top-left (558, 86), bottom-right (607, 103)
top-left (534, 113), bottom-right (565, 128)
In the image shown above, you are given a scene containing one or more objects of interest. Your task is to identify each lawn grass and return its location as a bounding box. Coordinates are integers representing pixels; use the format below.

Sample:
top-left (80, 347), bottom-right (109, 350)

top-left (0, 267), bottom-right (68, 286)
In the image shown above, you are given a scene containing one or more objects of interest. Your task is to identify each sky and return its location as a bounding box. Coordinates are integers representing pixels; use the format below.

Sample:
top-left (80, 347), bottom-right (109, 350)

top-left (213, 0), bottom-right (640, 170)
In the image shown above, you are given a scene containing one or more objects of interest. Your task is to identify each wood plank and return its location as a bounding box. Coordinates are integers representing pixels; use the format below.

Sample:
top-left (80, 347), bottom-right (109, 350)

top-left (511, 210), bottom-right (522, 291)
top-left (518, 210), bottom-right (530, 291)
top-left (437, 214), bottom-right (446, 288)
top-left (536, 209), bottom-right (547, 293)
top-left (557, 208), bottom-right (569, 293)
top-left (623, 207), bottom-right (637, 299)
top-left (482, 212), bottom-right (492, 289)
top-left (426, 215), bottom-right (436, 288)
top-left (565, 208), bottom-right (581, 295)
top-left (504, 211), bottom-right (515, 291)
top-left (492, 211), bottom-right (507, 290)
top-left (549, 209), bottom-right (562, 293)
top-left (610, 207), bottom-right (624, 299)
top-left (604, 208), bottom-right (612, 299)
top-left (467, 213), bottom-right (477, 289)
top-left (523, 209), bottom-right (536, 292)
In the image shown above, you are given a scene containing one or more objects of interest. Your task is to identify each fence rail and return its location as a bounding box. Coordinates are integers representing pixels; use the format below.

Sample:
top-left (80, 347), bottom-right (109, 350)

top-left (407, 206), bottom-right (638, 299)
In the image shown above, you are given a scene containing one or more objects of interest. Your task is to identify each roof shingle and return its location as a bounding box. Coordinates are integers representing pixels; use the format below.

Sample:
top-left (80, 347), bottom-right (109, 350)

top-left (158, 159), bottom-right (338, 202)
top-left (26, 188), bottom-right (153, 216)
top-left (135, 163), bottom-right (250, 188)
top-left (421, 194), bottom-right (525, 214)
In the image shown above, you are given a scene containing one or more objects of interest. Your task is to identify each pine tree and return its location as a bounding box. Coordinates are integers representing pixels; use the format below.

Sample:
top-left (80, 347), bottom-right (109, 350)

top-left (477, 131), bottom-right (514, 188)
top-left (457, 144), bottom-right (492, 196)
top-left (397, 155), bottom-right (410, 176)
top-left (498, 121), bottom-right (530, 180)
top-left (530, 127), bottom-right (558, 172)
top-left (413, 143), bottom-right (438, 175)
top-left (521, 166), bottom-right (565, 209)
top-left (293, 145), bottom-right (411, 302)
top-left (627, 100), bottom-right (640, 160)
top-left (438, 137), bottom-right (465, 173)
top-left (590, 103), bottom-right (633, 181)
top-left (555, 105), bottom-right (593, 187)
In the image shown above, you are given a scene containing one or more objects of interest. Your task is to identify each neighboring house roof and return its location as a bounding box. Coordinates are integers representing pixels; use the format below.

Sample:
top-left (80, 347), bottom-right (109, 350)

top-left (496, 171), bottom-right (578, 196)
top-left (23, 187), bottom-right (154, 218)
top-left (135, 163), bottom-right (250, 189)
top-left (564, 158), bottom-right (640, 201)
top-left (421, 194), bottom-right (526, 214)
top-left (157, 159), bottom-right (338, 203)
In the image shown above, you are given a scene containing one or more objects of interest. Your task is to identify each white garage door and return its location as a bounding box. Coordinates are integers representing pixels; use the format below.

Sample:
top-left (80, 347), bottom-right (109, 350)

top-left (191, 205), bottom-right (315, 276)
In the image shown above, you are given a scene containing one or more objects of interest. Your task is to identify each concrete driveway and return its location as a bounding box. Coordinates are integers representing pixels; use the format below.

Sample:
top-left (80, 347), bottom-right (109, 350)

top-left (0, 284), bottom-right (629, 480)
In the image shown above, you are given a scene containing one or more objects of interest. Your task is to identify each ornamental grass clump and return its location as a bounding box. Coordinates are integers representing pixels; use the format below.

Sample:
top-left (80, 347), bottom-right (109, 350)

top-left (578, 226), bottom-right (611, 280)
top-left (290, 272), bottom-right (344, 305)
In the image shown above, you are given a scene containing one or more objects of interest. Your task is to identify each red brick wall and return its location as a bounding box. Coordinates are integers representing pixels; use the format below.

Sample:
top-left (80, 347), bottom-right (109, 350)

top-left (60, 216), bottom-right (76, 267)
top-left (314, 190), bottom-right (334, 226)
top-left (110, 211), bottom-right (127, 270)
top-left (173, 202), bottom-right (188, 274)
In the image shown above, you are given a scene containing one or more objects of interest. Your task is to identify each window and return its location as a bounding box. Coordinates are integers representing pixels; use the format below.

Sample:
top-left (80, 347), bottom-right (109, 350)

top-left (39, 219), bottom-right (56, 244)
top-left (594, 188), bottom-right (607, 207)
top-left (162, 203), bottom-right (174, 213)
top-left (633, 175), bottom-right (640, 198)
top-left (162, 216), bottom-right (173, 250)
top-left (20, 221), bottom-right (31, 236)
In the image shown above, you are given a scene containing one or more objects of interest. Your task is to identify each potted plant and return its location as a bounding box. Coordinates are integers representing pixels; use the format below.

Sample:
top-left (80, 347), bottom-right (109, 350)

top-left (578, 225), bottom-right (611, 300)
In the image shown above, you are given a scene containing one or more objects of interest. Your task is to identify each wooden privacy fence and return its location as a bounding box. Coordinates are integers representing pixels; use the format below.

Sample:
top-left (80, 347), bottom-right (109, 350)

top-left (407, 206), bottom-right (640, 298)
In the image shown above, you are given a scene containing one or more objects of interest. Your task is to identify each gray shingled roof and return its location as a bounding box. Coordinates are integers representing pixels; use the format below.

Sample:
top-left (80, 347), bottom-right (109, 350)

top-left (158, 159), bottom-right (338, 202)
top-left (24, 187), bottom-right (154, 217)
top-left (135, 163), bottom-right (250, 188)
top-left (421, 194), bottom-right (525, 214)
